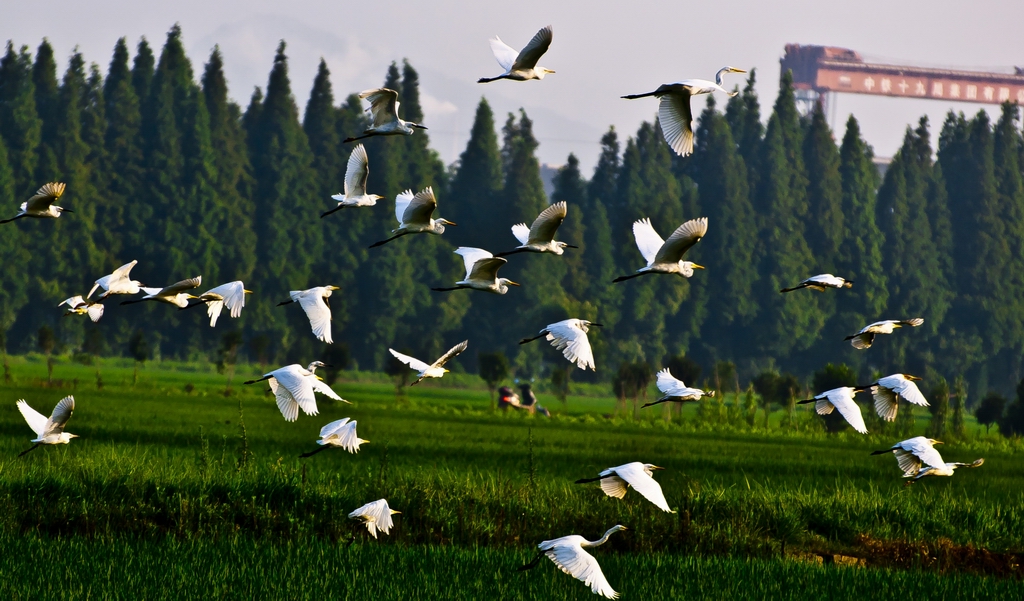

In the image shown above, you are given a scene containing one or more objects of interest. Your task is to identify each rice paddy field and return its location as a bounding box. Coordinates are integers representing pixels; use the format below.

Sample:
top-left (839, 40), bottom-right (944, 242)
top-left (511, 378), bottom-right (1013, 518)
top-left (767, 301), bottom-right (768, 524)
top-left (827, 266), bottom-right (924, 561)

top-left (1, 355), bottom-right (1021, 599)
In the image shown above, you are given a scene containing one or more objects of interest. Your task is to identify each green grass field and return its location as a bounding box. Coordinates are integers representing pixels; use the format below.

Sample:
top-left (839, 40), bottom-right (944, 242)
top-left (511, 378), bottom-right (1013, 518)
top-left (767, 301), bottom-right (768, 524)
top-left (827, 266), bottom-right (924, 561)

top-left (1, 355), bottom-right (1021, 598)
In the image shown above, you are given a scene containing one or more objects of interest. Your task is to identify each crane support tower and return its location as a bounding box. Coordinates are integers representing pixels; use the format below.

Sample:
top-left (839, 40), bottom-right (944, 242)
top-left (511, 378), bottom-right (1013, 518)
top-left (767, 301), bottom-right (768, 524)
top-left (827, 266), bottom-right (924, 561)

top-left (781, 44), bottom-right (1024, 116)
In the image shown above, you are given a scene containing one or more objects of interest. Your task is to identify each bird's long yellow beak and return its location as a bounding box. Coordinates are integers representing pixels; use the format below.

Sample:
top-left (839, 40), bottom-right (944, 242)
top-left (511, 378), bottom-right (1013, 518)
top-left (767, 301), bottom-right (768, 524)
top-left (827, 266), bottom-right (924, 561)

top-left (691, 264), bottom-right (705, 270)
top-left (733, 68), bottom-right (748, 74)
top-left (907, 375), bottom-right (922, 381)
top-left (244, 289), bottom-right (253, 294)
top-left (317, 375), bottom-right (325, 381)
top-left (444, 369), bottom-right (450, 373)
top-left (651, 466), bottom-right (665, 471)
top-left (392, 510), bottom-right (402, 515)
top-left (508, 281), bottom-right (521, 286)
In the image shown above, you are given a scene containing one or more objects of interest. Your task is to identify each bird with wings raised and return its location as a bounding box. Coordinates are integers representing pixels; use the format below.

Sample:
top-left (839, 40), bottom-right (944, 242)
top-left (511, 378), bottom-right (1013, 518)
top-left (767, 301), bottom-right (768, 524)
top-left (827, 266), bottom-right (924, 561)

top-left (88, 260), bottom-right (144, 299)
top-left (323, 144), bottom-right (382, 217)
top-left (622, 67), bottom-right (746, 157)
top-left (642, 368), bottom-right (715, 408)
top-left (121, 276), bottom-right (202, 308)
top-left (432, 247), bottom-right (519, 294)
top-left (613, 217), bottom-right (707, 282)
top-left (277, 286), bottom-right (338, 344)
top-left (343, 88), bottom-right (426, 143)
top-left (349, 499), bottom-right (400, 539)
top-left (845, 318), bottom-right (924, 349)
top-left (244, 361), bottom-right (348, 422)
top-left (370, 187), bottom-right (455, 248)
top-left (478, 25), bottom-right (554, 83)
top-left (389, 340), bottom-right (468, 385)
top-left (520, 318), bottom-right (600, 371)
top-left (496, 201), bottom-right (576, 256)
top-left (575, 462), bottom-right (673, 513)
top-left (870, 374), bottom-right (929, 422)
top-left (871, 436), bottom-right (984, 484)
top-left (16, 396), bottom-right (77, 456)
top-left (182, 281), bottom-right (250, 327)
top-left (1, 182), bottom-right (71, 223)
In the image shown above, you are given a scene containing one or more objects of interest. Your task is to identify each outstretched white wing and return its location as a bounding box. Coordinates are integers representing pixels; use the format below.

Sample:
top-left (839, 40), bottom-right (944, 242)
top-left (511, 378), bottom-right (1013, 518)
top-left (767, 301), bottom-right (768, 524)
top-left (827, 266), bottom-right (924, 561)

top-left (389, 349), bottom-right (431, 373)
top-left (545, 543), bottom-right (617, 599)
top-left (360, 88), bottom-right (400, 128)
top-left (310, 377), bottom-right (346, 402)
top-left (272, 367), bottom-right (318, 420)
top-left (514, 25), bottom-right (553, 70)
top-left (319, 417), bottom-right (352, 439)
top-left (16, 400), bottom-right (49, 436)
top-left (43, 396), bottom-right (75, 437)
top-left (825, 388), bottom-right (867, 434)
top-left (545, 320), bottom-right (594, 370)
top-left (614, 462), bottom-right (672, 512)
top-left (296, 289), bottom-right (332, 344)
top-left (345, 144), bottom-right (370, 198)
top-left (86, 303), bottom-right (104, 322)
top-left (631, 218), bottom-right (664, 266)
top-left (658, 91), bottom-right (694, 157)
top-left (527, 201), bottom-right (567, 245)
top-left (158, 276), bottom-right (202, 296)
top-left (511, 223), bottom-right (531, 245)
top-left (872, 384), bottom-right (900, 422)
top-left (455, 247), bottom-right (500, 280)
top-left (654, 217), bottom-right (707, 264)
top-left (656, 368), bottom-right (686, 396)
top-left (432, 340), bottom-right (469, 369)
top-left (400, 187), bottom-right (437, 226)
top-left (597, 472), bottom-right (628, 499)
top-left (59, 296), bottom-right (85, 309)
top-left (904, 437), bottom-right (946, 470)
top-left (25, 182), bottom-right (66, 212)
top-left (394, 189), bottom-right (414, 225)
top-left (488, 36), bottom-right (519, 73)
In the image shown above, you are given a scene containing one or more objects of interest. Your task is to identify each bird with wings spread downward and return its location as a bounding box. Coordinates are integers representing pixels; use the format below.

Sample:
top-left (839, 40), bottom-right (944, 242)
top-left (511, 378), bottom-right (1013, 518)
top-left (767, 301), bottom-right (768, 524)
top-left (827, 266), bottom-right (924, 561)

top-left (389, 340), bottom-right (469, 385)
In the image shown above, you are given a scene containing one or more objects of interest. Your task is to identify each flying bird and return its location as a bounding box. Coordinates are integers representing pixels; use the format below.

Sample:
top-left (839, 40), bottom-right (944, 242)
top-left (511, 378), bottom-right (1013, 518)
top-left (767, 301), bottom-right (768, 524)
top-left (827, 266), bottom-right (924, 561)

top-left (389, 340), bottom-right (468, 385)
top-left (622, 67), bottom-right (746, 156)
top-left (120, 276), bottom-right (202, 308)
top-left (519, 525), bottom-right (627, 599)
top-left (59, 296), bottom-right (104, 322)
top-left (322, 144), bottom-right (382, 217)
top-left (369, 187), bottom-right (455, 248)
top-left (182, 281), bottom-right (250, 327)
top-left (432, 248), bottom-right (519, 294)
top-left (797, 386), bottom-right (870, 434)
top-left (343, 88), bottom-right (426, 143)
top-left (871, 374), bottom-right (929, 421)
top-left (641, 368), bottom-right (715, 408)
top-left (243, 361), bottom-right (348, 422)
top-left (277, 286), bottom-right (339, 344)
top-left (478, 26), bottom-right (554, 83)
top-left (780, 274), bottom-right (853, 293)
top-left (520, 318), bottom-right (600, 371)
top-left (613, 217), bottom-right (707, 283)
top-left (87, 260), bottom-right (143, 299)
top-left (575, 462), bottom-right (673, 513)
top-left (845, 318), bottom-right (924, 349)
top-left (1, 182), bottom-right (70, 224)
top-left (16, 396), bottom-right (77, 457)
top-left (871, 436), bottom-right (984, 484)
top-left (300, 418), bottom-right (368, 457)
top-left (349, 499), bottom-right (400, 539)
top-left (496, 201), bottom-right (575, 256)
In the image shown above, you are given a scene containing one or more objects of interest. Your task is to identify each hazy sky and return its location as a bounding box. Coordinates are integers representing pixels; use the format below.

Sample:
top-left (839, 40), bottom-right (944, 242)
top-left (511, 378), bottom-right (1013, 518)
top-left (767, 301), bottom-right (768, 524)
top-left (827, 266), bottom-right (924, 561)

top-left (5, 1), bottom-right (1024, 171)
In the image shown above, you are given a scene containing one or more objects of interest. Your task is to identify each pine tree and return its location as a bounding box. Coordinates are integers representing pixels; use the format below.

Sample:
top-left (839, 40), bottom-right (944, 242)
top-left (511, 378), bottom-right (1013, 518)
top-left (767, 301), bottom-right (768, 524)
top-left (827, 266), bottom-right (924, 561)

top-left (447, 97), bottom-right (503, 249)
top-left (0, 42), bottom-right (42, 197)
top-left (31, 39), bottom-right (59, 185)
top-left (0, 135), bottom-right (29, 337)
top-left (992, 103), bottom-right (1024, 388)
top-left (802, 102), bottom-right (843, 269)
top-left (131, 38), bottom-right (155, 108)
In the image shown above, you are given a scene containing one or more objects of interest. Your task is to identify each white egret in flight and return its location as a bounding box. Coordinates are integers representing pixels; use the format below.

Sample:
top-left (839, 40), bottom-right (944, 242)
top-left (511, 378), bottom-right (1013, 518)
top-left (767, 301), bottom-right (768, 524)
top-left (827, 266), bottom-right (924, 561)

top-left (871, 374), bottom-right (928, 421)
top-left (780, 274), bottom-right (853, 293)
top-left (87, 260), bottom-right (143, 299)
top-left (1, 182), bottom-right (70, 224)
top-left (520, 318), bottom-right (600, 371)
top-left (797, 386), bottom-right (870, 434)
top-left (389, 340), bottom-right (468, 385)
top-left (845, 318), bottom-right (924, 349)
top-left (59, 296), bottom-right (104, 322)
top-left (277, 286), bottom-right (339, 344)
top-left (370, 187), bottom-right (455, 248)
top-left (349, 499), bottom-right (400, 539)
top-left (613, 217), bottom-right (707, 283)
top-left (642, 368), bottom-right (715, 408)
top-left (622, 67), bottom-right (746, 156)
top-left (478, 26), bottom-right (554, 83)
top-left (432, 248), bottom-right (519, 294)
top-left (496, 201), bottom-right (576, 257)
top-left (121, 276), bottom-right (202, 308)
top-left (343, 88), bottom-right (426, 143)
top-left (575, 462), bottom-right (673, 513)
top-left (300, 418), bottom-right (368, 457)
top-left (322, 144), bottom-right (382, 217)
top-left (519, 525), bottom-right (627, 599)
top-left (16, 396), bottom-right (77, 456)
top-left (871, 436), bottom-right (984, 484)
top-left (243, 361), bottom-right (348, 422)
top-left (182, 281), bottom-right (251, 327)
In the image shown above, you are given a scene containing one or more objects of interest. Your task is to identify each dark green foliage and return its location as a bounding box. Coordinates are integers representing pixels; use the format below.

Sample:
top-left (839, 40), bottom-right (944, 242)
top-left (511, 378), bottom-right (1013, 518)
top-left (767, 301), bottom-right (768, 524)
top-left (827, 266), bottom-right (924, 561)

top-left (927, 378), bottom-right (950, 439)
top-left (478, 351), bottom-right (509, 408)
top-left (752, 371), bottom-right (801, 408)
top-left (999, 379), bottom-right (1024, 437)
top-left (974, 392), bottom-right (1006, 433)
top-left (663, 354), bottom-right (701, 386)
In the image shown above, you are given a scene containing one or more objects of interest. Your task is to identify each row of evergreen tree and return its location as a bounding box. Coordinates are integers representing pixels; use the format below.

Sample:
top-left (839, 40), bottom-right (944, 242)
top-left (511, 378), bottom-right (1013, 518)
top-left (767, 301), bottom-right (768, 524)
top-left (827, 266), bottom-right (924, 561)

top-left (2, 26), bottom-right (1023, 399)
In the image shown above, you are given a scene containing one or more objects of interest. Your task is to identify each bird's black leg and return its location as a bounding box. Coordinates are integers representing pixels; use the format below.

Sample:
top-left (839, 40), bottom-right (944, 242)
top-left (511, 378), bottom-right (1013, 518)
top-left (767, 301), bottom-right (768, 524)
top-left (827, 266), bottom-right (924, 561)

top-left (18, 443), bottom-right (41, 458)
top-left (369, 232), bottom-right (408, 248)
top-left (517, 552), bottom-right (546, 571)
top-left (243, 375), bottom-right (272, 385)
top-left (519, 333), bottom-right (547, 345)
top-left (320, 205), bottom-right (346, 219)
top-left (299, 446), bottom-right (331, 459)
